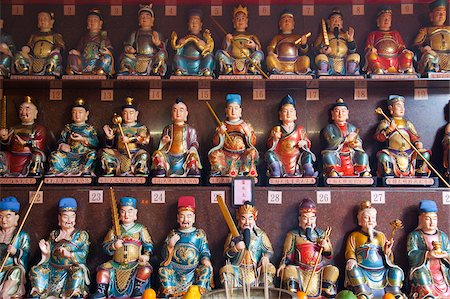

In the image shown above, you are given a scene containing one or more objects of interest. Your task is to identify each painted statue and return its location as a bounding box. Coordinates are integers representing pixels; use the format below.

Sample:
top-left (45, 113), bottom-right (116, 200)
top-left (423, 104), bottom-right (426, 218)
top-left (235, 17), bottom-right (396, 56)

top-left (345, 200), bottom-right (405, 299)
top-left (93, 197), bottom-right (153, 299)
top-left (159, 196), bottom-right (212, 297)
top-left (171, 9), bottom-right (214, 76)
top-left (321, 98), bottom-right (371, 178)
top-left (208, 94), bottom-right (258, 177)
top-left (152, 98), bottom-right (202, 177)
top-left (0, 96), bottom-right (47, 177)
top-left (278, 198), bottom-right (338, 298)
top-left (407, 199), bottom-right (450, 299)
top-left (266, 9), bottom-right (311, 75)
top-left (314, 8), bottom-right (360, 75)
top-left (0, 196), bottom-right (30, 299)
top-left (216, 5), bottom-right (264, 75)
top-left (443, 122), bottom-right (450, 176)
top-left (414, 0), bottom-right (450, 74)
top-left (220, 201), bottom-right (275, 288)
top-left (374, 95), bottom-right (431, 177)
top-left (0, 19), bottom-right (15, 77)
top-left (14, 11), bottom-right (64, 76)
top-left (67, 9), bottom-right (114, 76)
top-left (118, 4), bottom-right (167, 76)
top-left (364, 6), bottom-right (415, 75)
top-left (47, 98), bottom-right (98, 176)
top-left (100, 97), bottom-right (150, 176)
top-left (265, 95), bottom-right (317, 178)
top-left (29, 198), bottom-right (90, 299)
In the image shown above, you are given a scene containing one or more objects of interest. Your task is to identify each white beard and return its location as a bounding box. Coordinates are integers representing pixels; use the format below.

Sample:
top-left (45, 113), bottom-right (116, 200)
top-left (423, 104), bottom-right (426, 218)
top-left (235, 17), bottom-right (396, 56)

top-left (367, 226), bottom-right (375, 242)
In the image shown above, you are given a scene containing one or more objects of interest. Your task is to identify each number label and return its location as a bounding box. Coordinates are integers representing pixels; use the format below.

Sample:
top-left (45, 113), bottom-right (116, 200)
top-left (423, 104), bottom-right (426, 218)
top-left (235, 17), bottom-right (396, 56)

top-left (443, 191), bottom-right (450, 205)
top-left (211, 191), bottom-right (225, 204)
top-left (111, 5), bottom-right (122, 16)
top-left (302, 5), bottom-right (314, 16)
top-left (50, 89), bottom-right (62, 101)
top-left (64, 5), bottom-right (76, 16)
top-left (101, 90), bottom-right (114, 101)
top-left (354, 88), bottom-right (367, 100)
top-left (306, 89), bottom-right (319, 101)
top-left (316, 191), bottom-right (331, 204)
top-left (259, 5), bottom-right (270, 16)
top-left (414, 88), bottom-right (428, 100)
top-left (149, 89), bottom-right (162, 100)
top-left (268, 191), bottom-right (282, 204)
top-left (198, 89), bottom-right (211, 101)
top-left (12, 5), bottom-right (24, 16)
top-left (211, 6), bottom-right (222, 16)
top-left (401, 4), bottom-right (414, 15)
top-left (151, 190), bottom-right (166, 204)
top-left (89, 190), bottom-right (103, 203)
top-left (29, 191), bottom-right (43, 204)
top-left (371, 191), bottom-right (385, 204)
top-left (253, 89), bottom-right (265, 100)
top-left (352, 5), bottom-right (364, 15)
top-left (165, 5), bottom-right (177, 16)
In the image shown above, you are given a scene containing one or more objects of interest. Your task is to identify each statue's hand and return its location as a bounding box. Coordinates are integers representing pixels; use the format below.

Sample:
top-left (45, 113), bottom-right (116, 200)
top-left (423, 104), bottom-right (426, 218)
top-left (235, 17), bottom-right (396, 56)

top-left (235, 241), bottom-right (245, 251)
top-left (218, 123), bottom-right (227, 136)
top-left (298, 140), bottom-right (308, 148)
top-left (69, 49), bottom-right (81, 56)
top-left (14, 135), bottom-right (26, 146)
top-left (99, 47), bottom-right (108, 55)
top-left (21, 46), bottom-right (30, 54)
top-left (414, 141), bottom-right (424, 149)
top-left (260, 256), bottom-right (270, 267)
top-left (7, 244), bottom-right (17, 256)
top-left (276, 264), bottom-right (286, 277)
top-left (168, 233), bottom-right (180, 249)
top-left (114, 239), bottom-right (124, 250)
top-left (39, 239), bottom-right (50, 255)
top-left (225, 34), bottom-right (233, 44)
top-left (161, 135), bottom-right (171, 145)
top-left (139, 254), bottom-right (149, 263)
top-left (246, 39), bottom-right (256, 49)
top-left (152, 31), bottom-right (161, 47)
top-left (384, 238), bottom-right (394, 255)
top-left (0, 43), bottom-right (9, 55)
top-left (125, 45), bottom-right (136, 54)
top-left (58, 246), bottom-right (71, 258)
top-left (347, 27), bottom-right (355, 41)
top-left (388, 119), bottom-right (397, 132)
top-left (202, 258), bottom-right (212, 269)
top-left (120, 135), bottom-right (130, 144)
top-left (0, 128), bottom-right (8, 140)
top-left (59, 143), bottom-right (71, 153)
top-left (242, 123), bottom-right (252, 138)
top-left (103, 125), bottom-right (114, 139)
top-left (370, 47), bottom-right (378, 54)
top-left (346, 259), bottom-right (357, 270)
top-left (322, 46), bottom-right (332, 55)
top-left (198, 39), bottom-right (206, 47)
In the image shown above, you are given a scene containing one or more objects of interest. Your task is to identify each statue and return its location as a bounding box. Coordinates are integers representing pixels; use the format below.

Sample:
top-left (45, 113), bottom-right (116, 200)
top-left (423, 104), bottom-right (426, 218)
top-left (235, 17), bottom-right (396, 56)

top-left (314, 8), bottom-right (360, 76)
top-left (407, 200), bottom-right (450, 299)
top-left (414, 0), bottom-right (450, 74)
top-left (171, 9), bottom-right (214, 76)
top-left (93, 196), bottom-right (153, 299)
top-left (220, 201), bottom-right (275, 288)
top-left (265, 95), bottom-right (317, 178)
top-left (158, 196), bottom-right (212, 297)
top-left (0, 19), bottom-right (15, 77)
top-left (215, 5), bottom-right (264, 75)
top-left (345, 200), bottom-right (405, 299)
top-left (152, 98), bottom-right (202, 177)
top-left (364, 6), bottom-right (414, 75)
top-left (14, 11), bottom-right (64, 76)
top-left (208, 94), bottom-right (258, 177)
top-left (278, 198), bottom-right (338, 298)
top-left (374, 95), bottom-right (431, 177)
top-left (0, 196), bottom-right (30, 299)
top-left (66, 9), bottom-right (114, 76)
top-left (321, 98), bottom-right (371, 178)
top-left (0, 96), bottom-right (47, 177)
top-left (266, 9), bottom-right (311, 75)
top-left (29, 197), bottom-right (90, 299)
top-left (118, 4), bottom-right (167, 76)
top-left (47, 98), bottom-right (98, 176)
top-left (443, 122), bottom-right (450, 176)
top-left (100, 97), bottom-right (150, 176)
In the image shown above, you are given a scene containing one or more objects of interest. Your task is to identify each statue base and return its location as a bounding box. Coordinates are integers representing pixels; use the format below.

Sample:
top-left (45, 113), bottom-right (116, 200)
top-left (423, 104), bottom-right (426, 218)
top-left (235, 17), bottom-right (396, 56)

top-left (44, 176), bottom-right (93, 184)
top-left (0, 177), bottom-right (38, 185)
top-left (318, 75), bottom-right (365, 80)
top-left (97, 176), bottom-right (148, 185)
top-left (116, 75), bottom-right (161, 80)
top-left (10, 75), bottom-right (55, 80)
top-left (203, 288), bottom-right (295, 299)
top-left (62, 75), bottom-right (107, 80)
top-left (151, 176), bottom-right (200, 185)
top-left (380, 176), bottom-right (438, 187)
top-left (370, 73), bottom-right (419, 80)
top-left (426, 72), bottom-right (450, 79)
top-left (324, 176), bottom-right (376, 186)
top-left (209, 176), bottom-right (258, 185)
top-left (268, 177), bottom-right (317, 186)
top-left (218, 75), bottom-right (262, 80)
top-left (169, 75), bottom-right (213, 80)
top-left (269, 74), bottom-right (313, 80)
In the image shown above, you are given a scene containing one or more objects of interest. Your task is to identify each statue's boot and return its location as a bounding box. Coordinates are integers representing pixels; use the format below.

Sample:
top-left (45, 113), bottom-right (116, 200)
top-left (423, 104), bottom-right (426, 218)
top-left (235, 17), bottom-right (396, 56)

top-left (93, 283), bottom-right (108, 299)
top-left (131, 279), bottom-right (146, 298)
top-left (303, 163), bottom-right (318, 177)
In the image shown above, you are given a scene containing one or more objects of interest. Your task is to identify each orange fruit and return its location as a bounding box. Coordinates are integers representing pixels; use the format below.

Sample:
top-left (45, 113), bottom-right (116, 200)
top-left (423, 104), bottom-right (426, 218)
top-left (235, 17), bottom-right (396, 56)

top-left (297, 291), bottom-right (308, 299)
top-left (142, 288), bottom-right (157, 299)
top-left (383, 293), bottom-right (396, 299)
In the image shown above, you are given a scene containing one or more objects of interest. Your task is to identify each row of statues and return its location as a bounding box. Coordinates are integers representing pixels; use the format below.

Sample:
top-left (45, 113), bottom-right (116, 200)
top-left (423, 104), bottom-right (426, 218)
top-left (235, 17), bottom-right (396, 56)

top-left (0, 195), bottom-right (448, 299)
top-left (1, 1), bottom-right (450, 78)
top-left (0, 93), bottom-right (437, 181)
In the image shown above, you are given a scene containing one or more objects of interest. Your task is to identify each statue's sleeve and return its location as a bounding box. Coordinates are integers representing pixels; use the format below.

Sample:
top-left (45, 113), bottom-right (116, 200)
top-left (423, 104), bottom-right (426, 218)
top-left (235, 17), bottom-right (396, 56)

top-left (54, 33), bottom-right (65, 51)
top-left (72, 230), bottom-right (90, 264)
top-left (102, 228), bottom-right (116, 256)
top-left (140, 226), bottom-right (154, 257)
top-left (414, 28), bottom-right (428, 48)
top-left (281, 231), bottom-right (295, 266)
top-left (345, 232), bottom-right (357, 261)
top-left (198, 229), bottom-right (212, 261)
top-left (407, 231), bottom-right (426, 271)
top-left (374, 119), bottom-right (390, 142)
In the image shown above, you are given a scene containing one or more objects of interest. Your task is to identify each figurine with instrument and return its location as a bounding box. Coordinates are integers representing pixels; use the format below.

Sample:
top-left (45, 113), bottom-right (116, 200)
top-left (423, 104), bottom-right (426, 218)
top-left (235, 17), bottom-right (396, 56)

top-left (0, 19), bottom-right (15, 77)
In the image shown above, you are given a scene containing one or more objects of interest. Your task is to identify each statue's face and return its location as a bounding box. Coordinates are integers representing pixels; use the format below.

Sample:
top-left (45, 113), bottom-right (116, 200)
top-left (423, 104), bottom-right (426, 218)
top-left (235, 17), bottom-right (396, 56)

top-left (328, 14), bottom-right (343, 30)
top-left (122, 108), bottom-right (139, 124)
top-left (430, 6), bottom-right (447, 26)
top-left (0, 210), bottom-right (19, 230)
top-left (87, 15), bottom-right (103, 33)
top-left (139, 11), bottom-right (154, 29)
top-left (58, 211), bottom-right (76, 230)
top-left (72, 107), bottom-right (89, 124)
top-left (279, 104), bottom-right (297, 124)
top-left (225, 103), bottom-right (242, 121)
top-left (238, 212), bottom-right (255, 230)
top-left (298, 211), bottom-right (316, 230)
top-left (331, 106), bottom-right (349, 124)
top-left (388, 101), bottom-right (405, 118)
top-left (419, 212), bottom-right (438, 233)
top-left (279, 15), bottom-right (295, 33)
top-left (376, 13), bottom-right (392, 31)
top-left (358, 209), bottom-right (378, 231)
top-left (19, 102), bottom-right (38, 124)
top-left (188, 15), bottom-right (202, 35)
top-left (37, 12), bottom-right (54, 32)
top-left (172, 102), bottom-right (188, 124)
top-left (233, 12), bottom-right (248, 31)
top-left (177, 210), bottom-right (195, 230)
top-left (120, 206), bottom-right (138, 225)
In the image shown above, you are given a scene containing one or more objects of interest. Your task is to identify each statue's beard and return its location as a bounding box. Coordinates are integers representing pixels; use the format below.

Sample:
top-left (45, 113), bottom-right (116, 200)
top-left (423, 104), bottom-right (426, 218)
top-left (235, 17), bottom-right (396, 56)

top-left (367, 225), bottom-right (375, 242)
top-left (305, 227), bottom-right (314, 242)
top-left (333, 27), bottom-right (340, 39)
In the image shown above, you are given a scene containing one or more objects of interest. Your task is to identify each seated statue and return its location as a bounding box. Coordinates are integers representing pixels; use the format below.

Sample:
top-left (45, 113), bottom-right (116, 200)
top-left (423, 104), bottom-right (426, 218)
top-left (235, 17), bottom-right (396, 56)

top-left (14, 11), bottom-right (64, 76)
top-left (314, 8), bottom-right (360, 75)
top-left (374, 95), bottom-right (431, 177)
top-left (364, 6), bottom-right (414, 75)
top-left (414, 0), bottom-right (450, 74)
top-left (321, 98), bottom-right (371, 178)
top-left (29, 197), bottom-right (90, 299)
top-left (171, 9), bottom-right (214, 76)
top-left (93, 197), bottom-right (153, 299)
top-left (216, 5), bottom-right (264, 75)
top-left (0, 96), bottom-right (47, 177)
top-left (66, 9), bottom-right (113, 76)
top-left (0, 196), bottom-right (30, 299)
top-left (345, 201), bottom-right (405, 299)
top-left (152, 98), bottom-right (202, 177)
top-left (278, 198), bottom-right (338, 298)
top-left (118, 4), bottom-right (167, 76)
top-left (47, 98), bottom-right (98, 176)
top-left (100, 97), bottom-right (150, 176)
top-left (265, 95), bottom-right (317, 177)
top-left (158, 196), bottom-right (212, 297)
top-left (208, 94), bottom-right (258, 177)
top-left (407, 200), bottom-right (450, 299)
top-left (0, 19), bottom-right (15, 77)
top-left (266, 9), bottom-right (311, 75)
top-left (220, 201), bottom-right (275, 288)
